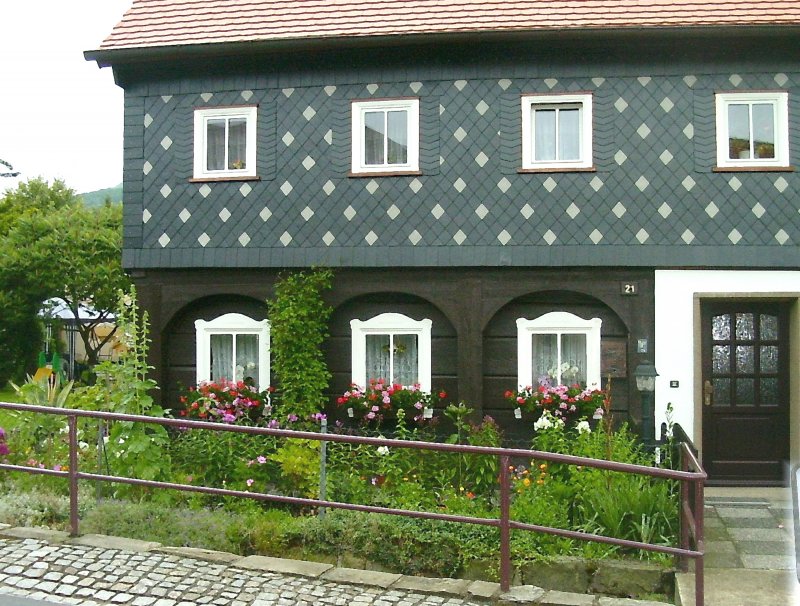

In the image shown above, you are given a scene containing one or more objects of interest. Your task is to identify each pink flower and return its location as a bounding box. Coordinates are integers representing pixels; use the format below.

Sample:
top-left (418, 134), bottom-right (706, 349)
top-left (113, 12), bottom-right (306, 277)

top-left (246, 479), bottom-right (254, 487)
top-left (257, 456), bottom-right (267, 464)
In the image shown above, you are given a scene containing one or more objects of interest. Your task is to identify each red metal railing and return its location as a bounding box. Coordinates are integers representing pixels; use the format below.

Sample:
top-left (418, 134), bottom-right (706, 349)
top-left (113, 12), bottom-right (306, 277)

top-left (0, 402), bottom-right (706, 604)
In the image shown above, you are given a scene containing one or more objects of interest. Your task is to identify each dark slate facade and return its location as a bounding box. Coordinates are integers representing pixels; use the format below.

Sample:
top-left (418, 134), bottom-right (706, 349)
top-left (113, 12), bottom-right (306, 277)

top-left (117, 34), bottom-right (800, 271)
top-left (110, 30), bottom-right (799, 427)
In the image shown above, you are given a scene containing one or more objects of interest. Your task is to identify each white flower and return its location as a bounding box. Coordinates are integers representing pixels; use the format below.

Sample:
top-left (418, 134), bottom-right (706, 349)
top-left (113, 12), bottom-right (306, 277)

top-left (122, 294), bottom-right (133, 307)
top-left (377, 446), bottom-right (390, 456)
top-left (534, 414), bottom-right (554, 431)
top-left (78, 441), bottom-right (89, 450)
top-left (576, 421), bottom-right (591, 435)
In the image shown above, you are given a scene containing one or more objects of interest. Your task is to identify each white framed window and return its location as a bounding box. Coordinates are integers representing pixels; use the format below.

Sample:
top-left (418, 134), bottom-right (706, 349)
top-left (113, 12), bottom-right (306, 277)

top-left (350, 312), bottom-right (432, 390)
top-left (351, 99), bottom-right (420, 174)
top-left (516, 312), bottom-right (602, 390)
top-left (195, 313), bottom-right (269, 388)
top-left (715, 92), bottom-right (789, 168)
top-left (193, 106), bottom-right (257, 179)
top-left (521, 93), bottom-right (593, 170)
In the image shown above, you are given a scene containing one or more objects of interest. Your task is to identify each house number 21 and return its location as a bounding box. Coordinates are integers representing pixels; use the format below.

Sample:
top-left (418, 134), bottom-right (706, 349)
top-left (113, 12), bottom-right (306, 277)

top-left (620, 282), bottom-right (638, 295)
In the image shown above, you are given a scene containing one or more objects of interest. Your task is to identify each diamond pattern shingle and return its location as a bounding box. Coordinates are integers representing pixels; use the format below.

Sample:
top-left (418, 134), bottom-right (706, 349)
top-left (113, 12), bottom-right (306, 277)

top-left (95, 1), bottom-right (800, 52)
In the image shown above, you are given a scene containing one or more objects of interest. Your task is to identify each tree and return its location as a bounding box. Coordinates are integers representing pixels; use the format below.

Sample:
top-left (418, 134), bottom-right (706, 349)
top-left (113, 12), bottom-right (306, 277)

top-left (0, 181), bottom-right (130, 372)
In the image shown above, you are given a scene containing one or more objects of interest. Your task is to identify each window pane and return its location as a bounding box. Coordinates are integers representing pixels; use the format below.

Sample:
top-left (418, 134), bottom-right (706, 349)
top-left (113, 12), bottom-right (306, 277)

top-left (533, 109), bottom-right (556, 161)
top-left (752, 103), bottom-right (775, 158)
top-left (363, 111), bottom-right (385, 165)
top-left (365, 334), bottom-right (391, 384)
top-left (393, 334), bottom-right (418, 386)
top-left (560, 333), bottom-right (587, 385)
top-left (206, 119), bottom-right (226, 171)
top-left (532, 333), bottom-right (557, 384)
top-left (558, 107), bottom-right (580, 160)
top-left (236, 334), bottom-right (259, 387)
top-left (228, 118), bottom-right (247, 170)
top-left (727, 103), bottom-right (750, 160)
top-left (386, 110), bottom-right (408, 165)
top-left (210, 334), bottom-right (233, 381)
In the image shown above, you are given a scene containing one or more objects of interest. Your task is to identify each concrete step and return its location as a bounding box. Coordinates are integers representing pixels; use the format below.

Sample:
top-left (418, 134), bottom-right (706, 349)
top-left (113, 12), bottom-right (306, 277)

top-left (675, 569), bottom-right (800, 606)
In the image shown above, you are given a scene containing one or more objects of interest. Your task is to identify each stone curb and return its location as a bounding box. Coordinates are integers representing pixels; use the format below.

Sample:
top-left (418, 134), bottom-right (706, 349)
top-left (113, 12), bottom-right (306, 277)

top-left (0, 529), bottom-right (673, 606)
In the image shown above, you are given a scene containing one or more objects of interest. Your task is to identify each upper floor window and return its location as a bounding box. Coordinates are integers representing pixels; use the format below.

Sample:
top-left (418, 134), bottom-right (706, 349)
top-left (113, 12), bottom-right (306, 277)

top-left (193, 106), bottom-right (257, 179)
top-left (351, 99), bottom-right (420, 174)
top-left (516, 312), bottom-right (602, 389)
top-left (195, 313), bottom-right (269, 388)
top-left (521, 93), bottom-right (593, 170)
top-left (715, 92), bottom-right (789, 169)
top-left (350, 313), bottom-right (432, 390)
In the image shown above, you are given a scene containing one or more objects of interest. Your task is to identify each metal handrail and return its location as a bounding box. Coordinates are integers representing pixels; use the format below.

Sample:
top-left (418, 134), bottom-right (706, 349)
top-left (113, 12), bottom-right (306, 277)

top-left (0, 401), bottom-right (706, 603)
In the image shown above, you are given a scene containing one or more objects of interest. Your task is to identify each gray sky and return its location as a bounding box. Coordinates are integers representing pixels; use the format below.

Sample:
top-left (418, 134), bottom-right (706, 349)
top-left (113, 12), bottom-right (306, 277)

top-left (1, 1), bottom-right (132, 195)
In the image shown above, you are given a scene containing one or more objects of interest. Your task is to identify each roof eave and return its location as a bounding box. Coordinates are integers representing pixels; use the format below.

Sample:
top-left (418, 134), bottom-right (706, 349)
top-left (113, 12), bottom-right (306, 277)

top-left (84, 23), bottom-right (800, 68)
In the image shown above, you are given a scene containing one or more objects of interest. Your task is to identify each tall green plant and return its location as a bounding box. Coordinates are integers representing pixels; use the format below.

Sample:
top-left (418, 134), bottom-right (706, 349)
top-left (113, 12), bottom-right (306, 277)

top-left (266, 268), bottom-right (333, 419)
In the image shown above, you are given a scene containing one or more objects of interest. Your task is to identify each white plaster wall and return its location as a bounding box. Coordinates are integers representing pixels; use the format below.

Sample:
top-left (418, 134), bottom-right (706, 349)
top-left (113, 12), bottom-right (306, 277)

top-left (654, 270), bottom-right (800, 443)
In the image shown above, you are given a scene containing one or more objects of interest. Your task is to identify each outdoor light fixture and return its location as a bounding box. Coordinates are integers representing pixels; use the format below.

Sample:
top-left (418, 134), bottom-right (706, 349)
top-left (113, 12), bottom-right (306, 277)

top-left (633, 361), bottom-right (659, 450)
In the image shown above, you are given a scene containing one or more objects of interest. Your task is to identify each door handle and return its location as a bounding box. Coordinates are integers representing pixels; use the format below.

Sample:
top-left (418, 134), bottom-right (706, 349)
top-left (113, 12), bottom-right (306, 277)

top-left (703, 380), bottom-right (713, 406)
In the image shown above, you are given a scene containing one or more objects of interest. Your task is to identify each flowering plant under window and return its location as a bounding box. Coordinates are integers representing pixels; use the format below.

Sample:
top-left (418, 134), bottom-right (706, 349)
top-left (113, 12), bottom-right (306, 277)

top-left (504, 380), bottom-right (606, 427)
top-left (179, 379), bottom-right (275, 425)
top-left (337, 379), bottom-right (447, 425)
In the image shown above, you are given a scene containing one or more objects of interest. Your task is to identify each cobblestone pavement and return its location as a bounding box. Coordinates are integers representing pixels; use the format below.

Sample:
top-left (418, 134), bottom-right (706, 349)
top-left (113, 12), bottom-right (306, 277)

top-left (0, 538), bottom-right (485, 606)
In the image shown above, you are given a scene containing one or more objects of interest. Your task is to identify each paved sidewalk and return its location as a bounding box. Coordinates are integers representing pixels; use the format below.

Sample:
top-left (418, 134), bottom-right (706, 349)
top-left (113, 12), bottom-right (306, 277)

top-left (0, 528), bottom-right (672, 606)
top-left (676, 487), bottom-right (800, 606)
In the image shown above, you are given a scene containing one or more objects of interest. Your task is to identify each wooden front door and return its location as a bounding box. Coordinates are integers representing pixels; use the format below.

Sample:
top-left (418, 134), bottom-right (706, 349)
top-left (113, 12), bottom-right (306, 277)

top-left (701, 302), bottom-right (790, 485)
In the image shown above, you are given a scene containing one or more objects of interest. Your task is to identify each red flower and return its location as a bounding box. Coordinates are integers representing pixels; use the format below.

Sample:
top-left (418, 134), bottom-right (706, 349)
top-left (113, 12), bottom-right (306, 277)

top-left (438, 391), bottom-right (447, 399)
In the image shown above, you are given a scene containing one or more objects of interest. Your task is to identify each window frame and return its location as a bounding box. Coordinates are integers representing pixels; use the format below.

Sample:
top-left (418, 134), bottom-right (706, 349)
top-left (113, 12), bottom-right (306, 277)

top-left (350, 312), bottom-right (432, 390)
top-left (714, 91), bottom-right (789, 169)
top-left (516, 311), bottom-right (602, 390)
top-left (351, 98), bottom-right (420, 175)
top-left (195, 313), bottom-right (270, 388)
top-left (193, 105), bottom-right (258, 180)
top-left (521, 93), bottom-right (593, 171)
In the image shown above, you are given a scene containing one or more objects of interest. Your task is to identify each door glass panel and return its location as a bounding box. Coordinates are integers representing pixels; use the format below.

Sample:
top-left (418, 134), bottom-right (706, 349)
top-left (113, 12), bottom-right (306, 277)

top-left (760, 314), bottom-right (778, 340)
top-left (712, 378), bottom-right (730, 406)
top-left (712, 314), bottom-right (730, 340)
top-left (735, 313), bottom-right (754, 340)
top-left (735, 345), bottom-right (754, 373)
top-left (712, 345), bottom-right (730, 373)
top-left (760, 345), bottom-right (778, 373)
top-left (760, 378), bottom-right (778, 406)
top-left (735, 378), bottom-right (755, 405)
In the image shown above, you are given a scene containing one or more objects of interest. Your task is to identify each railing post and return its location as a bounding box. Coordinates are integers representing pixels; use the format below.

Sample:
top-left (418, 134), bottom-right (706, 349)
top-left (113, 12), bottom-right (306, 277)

top-left (694, 475), bottom-right (705, 606)
top-left (499, 454), bottom-right (511, 592)
top-left (680, 447), bottom-right (689, 572)
top-left (319, 418), bottom-right (327, 518)
top-left (68, 415), bottom-right (79, 537)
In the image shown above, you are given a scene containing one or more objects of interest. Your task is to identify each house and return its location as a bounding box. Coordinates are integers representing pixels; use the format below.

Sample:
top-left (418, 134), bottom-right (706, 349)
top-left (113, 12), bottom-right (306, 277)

top-left (86, 0), bottom-right (800, 486)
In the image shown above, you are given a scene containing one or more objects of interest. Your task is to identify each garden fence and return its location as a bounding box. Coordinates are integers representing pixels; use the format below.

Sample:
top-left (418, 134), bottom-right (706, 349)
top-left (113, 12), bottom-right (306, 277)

top-left (0, 401), bottom-right (706, 604)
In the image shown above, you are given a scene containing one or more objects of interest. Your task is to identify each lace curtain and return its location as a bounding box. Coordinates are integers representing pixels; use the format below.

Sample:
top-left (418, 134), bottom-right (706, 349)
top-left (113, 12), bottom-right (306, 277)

top-left (365, 333), bottom-right (418, 385)
top-left (532, 333), bottom-right (587, 386)
top-left (210, 333), bottom-right (261, 387)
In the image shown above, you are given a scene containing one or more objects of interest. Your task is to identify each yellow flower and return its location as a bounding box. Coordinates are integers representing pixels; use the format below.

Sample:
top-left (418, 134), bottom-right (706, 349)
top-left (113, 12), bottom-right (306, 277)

top-left (523, 478), bottom-right (531, 487)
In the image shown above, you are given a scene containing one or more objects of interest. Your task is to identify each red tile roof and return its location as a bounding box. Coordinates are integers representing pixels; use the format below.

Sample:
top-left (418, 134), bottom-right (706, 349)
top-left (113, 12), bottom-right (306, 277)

top-left (98, 1), bottom-right (800, 51)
